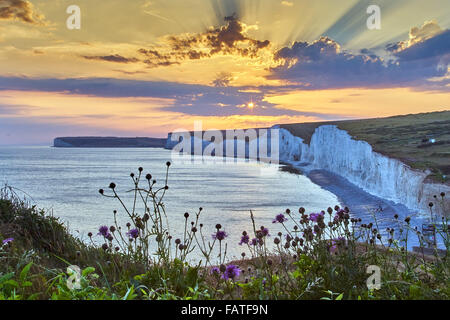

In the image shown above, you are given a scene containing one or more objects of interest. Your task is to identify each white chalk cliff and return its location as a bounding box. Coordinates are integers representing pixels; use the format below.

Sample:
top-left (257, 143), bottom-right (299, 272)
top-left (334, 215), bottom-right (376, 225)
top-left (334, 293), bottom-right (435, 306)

top-left (278, 126), bottom-right (450, 216)
top-left (166, 126), bottom-right (449, 216)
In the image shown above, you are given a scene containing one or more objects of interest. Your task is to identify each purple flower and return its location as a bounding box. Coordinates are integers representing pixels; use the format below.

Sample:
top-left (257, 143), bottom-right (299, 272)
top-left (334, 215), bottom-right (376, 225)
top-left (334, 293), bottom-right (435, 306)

top-left (2, 238), bottom-right (14, 245)
top-left (239, 234), bottom-right (249, 245)
top-left (222, 265), bottom-right (241, 280)
top-left (334, 209), bottom-right (345, 221)
top-left (126, 228), bottom-right (139, 239)
top-left (256, 227), bottom-right (270, 239)
top-left (212, 230), bottom-right (228, 241)
top-left (273, 213), bottom-right (288, 224)
top-left (329, 245), bottom-right (338, 254)
top-left (97, 225), bottom-right (109, 237)
top-left (309, 212), bottom-right (324, 222)
top-left (210, 267), bottom-right (220, 276)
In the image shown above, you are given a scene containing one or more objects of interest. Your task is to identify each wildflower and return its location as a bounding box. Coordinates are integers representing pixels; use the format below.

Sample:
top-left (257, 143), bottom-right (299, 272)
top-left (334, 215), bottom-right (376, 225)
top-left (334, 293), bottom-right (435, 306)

top-left (146, 173), bottom-right (152, 180)
top-left (273, 213), bottom-right (288, 224)
top-left (329, 244), bottom-right (338, 254)
top-left (88, 232), bottom-right (93, 237)
top-left (212, 230), bottom-right (228, 241)
top-left (166, 161), bottom-right (171, 167)
top-left (2, 238), bottom-right (13, 245)
top-left (109, 182), bottom-right (116, 189)
top-left (126, 228), bottom-right (139, 239)
top-left (184, 212), bottom-right (189, 219)
top-left (309, 212), bottom-right (324, 222)
top-left (250, 238), bottom-right (258, 246)
top-left (256, 226), bottom-right (270, 238)
top-left (239, 234), bottom-right (249, 245)
top-left (97, 225), bottom-right (109, 237)
top-left (222, 265), bottom-right (241, 280)
top-left (210, 267), bottom-right (220, 276)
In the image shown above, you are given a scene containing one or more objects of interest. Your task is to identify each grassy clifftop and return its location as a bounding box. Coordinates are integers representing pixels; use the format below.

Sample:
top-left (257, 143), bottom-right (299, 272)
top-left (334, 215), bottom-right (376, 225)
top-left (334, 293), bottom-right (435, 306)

top-left (280, 111), bottom-right (450, 183)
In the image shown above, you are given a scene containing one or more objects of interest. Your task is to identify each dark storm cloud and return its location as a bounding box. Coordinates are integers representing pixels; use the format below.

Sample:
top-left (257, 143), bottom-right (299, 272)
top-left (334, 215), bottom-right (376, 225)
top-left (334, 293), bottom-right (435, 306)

top-left (0, 0), bottom-right (44, 24)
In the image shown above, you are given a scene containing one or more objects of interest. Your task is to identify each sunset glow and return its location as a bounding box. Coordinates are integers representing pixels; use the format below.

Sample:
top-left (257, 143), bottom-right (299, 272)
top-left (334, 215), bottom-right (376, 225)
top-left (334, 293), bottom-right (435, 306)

top-left (0, 0), bottom-right (449, 145)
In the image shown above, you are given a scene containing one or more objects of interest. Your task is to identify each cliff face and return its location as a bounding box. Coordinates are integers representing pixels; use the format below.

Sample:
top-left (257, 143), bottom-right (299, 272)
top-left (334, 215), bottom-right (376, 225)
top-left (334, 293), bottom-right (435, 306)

top-left (279, 126), bottom-right (450, 216)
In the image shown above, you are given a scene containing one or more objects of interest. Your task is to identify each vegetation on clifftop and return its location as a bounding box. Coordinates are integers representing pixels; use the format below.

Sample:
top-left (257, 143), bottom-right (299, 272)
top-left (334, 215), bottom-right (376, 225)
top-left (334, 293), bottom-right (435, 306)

top-left (281, 111), bottom-right (450, 184)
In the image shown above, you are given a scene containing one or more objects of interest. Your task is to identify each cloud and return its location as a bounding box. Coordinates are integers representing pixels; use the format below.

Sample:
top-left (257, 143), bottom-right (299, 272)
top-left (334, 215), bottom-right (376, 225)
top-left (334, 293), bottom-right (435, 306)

top-left (386, 20), bottom-right (444, 53)
top-left (281, 1), bottom-right (294, 7)
top-left (270, 24), bottom-right (450, 90)
top-left (0, 76), bottom-right (314, 118)
top-left (81, 54), bottom-right (139, 64)
top-left (0, 0), bottom-right (46, 25)
top-left (137, 15), bottom-right (271, 68)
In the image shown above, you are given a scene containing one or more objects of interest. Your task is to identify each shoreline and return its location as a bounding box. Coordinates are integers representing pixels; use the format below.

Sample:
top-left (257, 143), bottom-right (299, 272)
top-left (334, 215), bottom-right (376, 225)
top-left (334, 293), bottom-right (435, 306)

top-left (281, 162), bottom-right (437, 249)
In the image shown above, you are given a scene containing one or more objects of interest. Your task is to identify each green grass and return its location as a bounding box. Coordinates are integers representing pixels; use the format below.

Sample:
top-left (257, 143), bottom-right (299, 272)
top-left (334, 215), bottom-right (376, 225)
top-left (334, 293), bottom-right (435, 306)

top-left (280, 111), bottom-right (450, 183)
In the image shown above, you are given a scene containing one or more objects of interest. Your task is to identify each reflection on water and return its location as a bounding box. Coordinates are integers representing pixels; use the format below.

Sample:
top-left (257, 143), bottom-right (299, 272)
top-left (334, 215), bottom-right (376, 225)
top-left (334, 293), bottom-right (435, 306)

top-left (0, 146), bottom-right (341, 260)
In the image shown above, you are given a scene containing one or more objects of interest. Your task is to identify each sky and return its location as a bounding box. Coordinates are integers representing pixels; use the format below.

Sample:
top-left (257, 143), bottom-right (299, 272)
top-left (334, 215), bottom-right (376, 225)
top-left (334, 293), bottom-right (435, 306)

top-left (0, 0), bottom-right (449, 145)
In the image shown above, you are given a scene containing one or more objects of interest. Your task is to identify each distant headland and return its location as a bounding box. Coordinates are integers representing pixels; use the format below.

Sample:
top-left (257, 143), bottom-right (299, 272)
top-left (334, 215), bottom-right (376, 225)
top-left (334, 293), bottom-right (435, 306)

top-left (53, 137), bottom-right (166, 148)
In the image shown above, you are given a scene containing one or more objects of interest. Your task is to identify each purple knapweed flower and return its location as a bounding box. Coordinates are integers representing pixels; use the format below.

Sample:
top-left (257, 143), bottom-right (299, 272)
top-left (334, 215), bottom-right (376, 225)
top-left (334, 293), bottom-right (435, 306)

top-left (212, 230), bottom-right (228, 241)
top-left (126, 228), bottom-right (139, 239)
top-left (222, 265), bottom-right (241, 280)
top-left (2, 238), bottom-right (14, 245)
top-left (309, 212), bottom-right (324, 222)
top-left (210, 267), bottom-right (220, 276)
top-left (97, 225), bottom-right (109, 237)
top-left (239, 234), bottom-right (249, 245)
top-left (273, 213), bottom-right (288, 224)
top-left (250, 238), bottom-right (258, 246)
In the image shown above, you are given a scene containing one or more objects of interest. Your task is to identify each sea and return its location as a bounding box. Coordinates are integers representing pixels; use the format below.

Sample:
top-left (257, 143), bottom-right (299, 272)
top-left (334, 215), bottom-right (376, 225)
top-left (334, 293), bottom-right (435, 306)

top-left (0, 146), bottom-right (341, 261)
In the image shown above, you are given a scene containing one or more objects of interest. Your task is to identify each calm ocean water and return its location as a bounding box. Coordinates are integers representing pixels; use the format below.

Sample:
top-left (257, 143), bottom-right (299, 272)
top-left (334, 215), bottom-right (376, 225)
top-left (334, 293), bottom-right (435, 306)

top-left (0, 146), bottom-right (341, 260)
